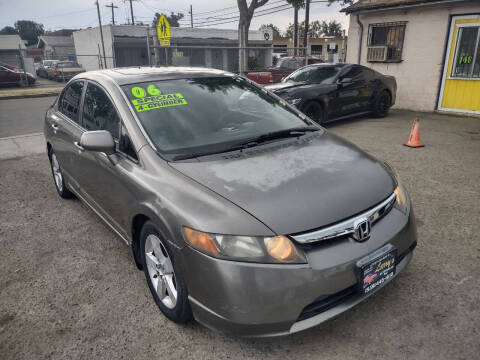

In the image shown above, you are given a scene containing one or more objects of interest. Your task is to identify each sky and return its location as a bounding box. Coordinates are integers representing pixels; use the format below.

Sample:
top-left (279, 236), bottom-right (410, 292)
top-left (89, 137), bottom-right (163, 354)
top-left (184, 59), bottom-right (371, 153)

top-left (0, 0), bottom-right (350, 34)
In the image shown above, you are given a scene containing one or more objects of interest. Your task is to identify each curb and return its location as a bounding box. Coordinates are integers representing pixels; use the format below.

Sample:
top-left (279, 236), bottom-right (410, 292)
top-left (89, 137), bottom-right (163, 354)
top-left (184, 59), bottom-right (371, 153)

top-left (0, 89), bottom-right (62, 100)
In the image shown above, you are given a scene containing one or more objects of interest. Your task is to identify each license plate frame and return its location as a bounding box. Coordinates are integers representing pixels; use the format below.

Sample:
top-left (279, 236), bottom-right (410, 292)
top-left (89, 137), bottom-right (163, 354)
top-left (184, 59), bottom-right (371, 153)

top-left (356, 244), bottom-right (397, 295)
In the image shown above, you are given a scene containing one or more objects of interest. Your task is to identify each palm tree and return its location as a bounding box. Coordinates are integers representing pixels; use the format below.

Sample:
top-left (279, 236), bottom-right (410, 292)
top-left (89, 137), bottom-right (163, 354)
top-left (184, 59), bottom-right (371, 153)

top-left (286, 0), bottom-right (305, 55)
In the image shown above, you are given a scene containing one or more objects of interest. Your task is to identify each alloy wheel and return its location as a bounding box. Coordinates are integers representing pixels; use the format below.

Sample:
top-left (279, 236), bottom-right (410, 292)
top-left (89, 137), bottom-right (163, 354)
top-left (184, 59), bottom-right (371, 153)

top-left (51, 153), bottom-right (63, 192)
top-left (144, 234), bottom-right (178, 309)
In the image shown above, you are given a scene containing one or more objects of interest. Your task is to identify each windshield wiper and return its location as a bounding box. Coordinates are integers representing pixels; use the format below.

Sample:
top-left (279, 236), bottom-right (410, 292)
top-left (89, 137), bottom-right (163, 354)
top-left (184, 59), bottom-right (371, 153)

top-left (242, 126), bottom-right (319, 145)
top-left (172, 143), bottom-right (257, 161)
top-left (172, 126), bottom-right (319, 161)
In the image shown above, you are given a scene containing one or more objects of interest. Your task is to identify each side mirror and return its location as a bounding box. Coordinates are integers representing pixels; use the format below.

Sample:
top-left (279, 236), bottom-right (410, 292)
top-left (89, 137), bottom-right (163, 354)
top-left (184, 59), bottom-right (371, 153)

top-left (338, 77), bottom-right (353, 86)
top-left (79, 130), bottom-right (115, 155)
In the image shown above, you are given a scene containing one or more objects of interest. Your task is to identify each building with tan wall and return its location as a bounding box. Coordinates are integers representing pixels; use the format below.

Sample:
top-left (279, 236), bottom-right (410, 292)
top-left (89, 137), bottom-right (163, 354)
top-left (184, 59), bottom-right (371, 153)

top-left (273, 36), bottom-right (347, 62)
top-left (343, 0), bottom-right (480, 114)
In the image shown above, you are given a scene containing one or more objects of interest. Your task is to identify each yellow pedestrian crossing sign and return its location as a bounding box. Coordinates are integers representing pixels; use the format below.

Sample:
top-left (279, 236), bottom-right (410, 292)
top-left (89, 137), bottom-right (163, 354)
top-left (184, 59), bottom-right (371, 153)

top-left (157, 14), bottom-right (171, 46)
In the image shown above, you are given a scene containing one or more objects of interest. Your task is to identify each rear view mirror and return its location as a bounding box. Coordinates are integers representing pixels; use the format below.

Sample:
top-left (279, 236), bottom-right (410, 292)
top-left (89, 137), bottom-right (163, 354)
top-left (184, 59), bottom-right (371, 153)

top-left (79, 130), bottom-right (115, 155)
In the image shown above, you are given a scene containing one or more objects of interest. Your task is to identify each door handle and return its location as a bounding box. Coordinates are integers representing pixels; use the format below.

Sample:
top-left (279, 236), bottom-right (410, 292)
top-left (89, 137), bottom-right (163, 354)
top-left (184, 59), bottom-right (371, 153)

top-left (74, 141), bottom-right (85, 152)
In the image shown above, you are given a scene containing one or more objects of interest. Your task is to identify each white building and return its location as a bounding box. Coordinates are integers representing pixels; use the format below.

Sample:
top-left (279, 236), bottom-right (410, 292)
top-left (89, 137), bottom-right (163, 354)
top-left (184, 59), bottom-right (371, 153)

top-left (343, 0), bottom-right (480, 115)
top-left (73, 25), bottom-right (273, 73)
top-left (37, 35), bottom-right (75, 60)
top-left (0, 35), bottom-right (26, 66)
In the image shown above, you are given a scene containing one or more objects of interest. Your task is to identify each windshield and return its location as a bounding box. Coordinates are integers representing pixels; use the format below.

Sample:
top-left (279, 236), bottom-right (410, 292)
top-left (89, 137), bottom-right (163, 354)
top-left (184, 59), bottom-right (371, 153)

top-left (57, 62), bottom-right (79, 68)
top-left (284, 65), bottom-right (343, 84)
top-left (122, 77), bottom-right (311, 157)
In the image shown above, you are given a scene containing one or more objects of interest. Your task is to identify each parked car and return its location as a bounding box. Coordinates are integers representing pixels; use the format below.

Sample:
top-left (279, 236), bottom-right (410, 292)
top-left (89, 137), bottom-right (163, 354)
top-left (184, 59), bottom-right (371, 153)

top-left (265, 63), bottom-right (397, 123)
top-left (44, 67), bottom-right (416, 337)
top-left (247, 56), bottom-right (323, 84)
top-left (0, 62), bottom-right (19, 71)
top-left (46, 61), bottom-right (85, 81)
top-left (37, 60), bottom-right (58, 78)
top-left (0, 65), bottom-right (35, 86)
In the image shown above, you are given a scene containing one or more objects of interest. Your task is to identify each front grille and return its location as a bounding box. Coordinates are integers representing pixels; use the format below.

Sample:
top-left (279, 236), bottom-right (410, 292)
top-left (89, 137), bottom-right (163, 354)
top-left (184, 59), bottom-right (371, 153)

top-left (291, 193), bottom-right (397, 245)
top-left (296, 241), bottom-right (417, 322)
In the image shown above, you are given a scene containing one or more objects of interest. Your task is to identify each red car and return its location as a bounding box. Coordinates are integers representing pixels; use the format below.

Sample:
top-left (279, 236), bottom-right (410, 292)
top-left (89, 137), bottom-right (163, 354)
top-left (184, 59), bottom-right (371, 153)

top-left (247, 56), bottom-right (323, 84)
top-left (0, 65), bottom-right (35, 86)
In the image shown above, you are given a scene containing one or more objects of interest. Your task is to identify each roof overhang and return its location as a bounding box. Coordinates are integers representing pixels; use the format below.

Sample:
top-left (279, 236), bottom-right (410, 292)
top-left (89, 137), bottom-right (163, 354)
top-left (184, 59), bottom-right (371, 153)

top-left (342, 0), bottom-right (471, 14)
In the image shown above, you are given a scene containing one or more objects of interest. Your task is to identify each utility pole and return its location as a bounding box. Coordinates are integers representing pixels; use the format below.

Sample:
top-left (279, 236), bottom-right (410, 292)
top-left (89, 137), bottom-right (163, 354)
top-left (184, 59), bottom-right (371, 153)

top-left (95, 1), bottom-right (107, 68)
top-left (105, 2), bottom-right (118, 25)
top-left (189, 5), bottom-right (193, 28)
top-left (129, 0), bottom-right (135, 25)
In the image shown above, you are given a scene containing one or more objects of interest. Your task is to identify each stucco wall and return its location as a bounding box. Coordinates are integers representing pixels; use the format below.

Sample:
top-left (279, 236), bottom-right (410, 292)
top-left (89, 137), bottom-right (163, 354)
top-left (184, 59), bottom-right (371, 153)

top-left (73, 26), bottom-right (114, 71)
top-left (346, 2), bottom-right (480, 111)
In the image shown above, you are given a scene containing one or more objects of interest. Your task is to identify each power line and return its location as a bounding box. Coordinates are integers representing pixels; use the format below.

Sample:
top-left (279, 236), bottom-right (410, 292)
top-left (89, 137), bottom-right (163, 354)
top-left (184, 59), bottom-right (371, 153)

top-left (175, 2), bottom-right (288, 26)
top-left (191, 3), bottom-right (293, 27)
top-left (177, 0), bottom-right (285, 23)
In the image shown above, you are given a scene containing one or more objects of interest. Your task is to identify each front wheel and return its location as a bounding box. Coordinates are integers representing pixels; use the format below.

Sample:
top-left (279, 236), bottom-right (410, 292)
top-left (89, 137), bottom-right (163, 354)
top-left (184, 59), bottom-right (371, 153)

top-left (302, 101), bottom-right (326, 125)
top-left (140, 221), bottom-right (192, 323)
top-left (373, 91), bottom-right (391, 118)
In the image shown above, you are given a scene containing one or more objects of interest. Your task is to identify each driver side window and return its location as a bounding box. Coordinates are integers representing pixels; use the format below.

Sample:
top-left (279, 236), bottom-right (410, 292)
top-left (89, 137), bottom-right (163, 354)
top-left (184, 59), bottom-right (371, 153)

top-left (82, 83), bottom-right (120, 139)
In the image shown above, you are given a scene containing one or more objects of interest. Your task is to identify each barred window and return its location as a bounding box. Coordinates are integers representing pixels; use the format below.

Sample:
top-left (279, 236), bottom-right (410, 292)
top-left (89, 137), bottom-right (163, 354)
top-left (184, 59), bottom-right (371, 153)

top-left (451, 26), bottom-right (480, 78)
top-left (367, 22), bottom-right (407, 62)
top-left (311, 44), bottom-right (323, 55)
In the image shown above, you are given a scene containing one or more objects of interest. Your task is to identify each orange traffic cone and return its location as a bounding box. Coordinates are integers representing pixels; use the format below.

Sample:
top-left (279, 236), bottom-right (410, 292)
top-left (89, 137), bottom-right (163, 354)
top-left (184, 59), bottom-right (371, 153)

top-left (404, 118), bottom-right (424, 148)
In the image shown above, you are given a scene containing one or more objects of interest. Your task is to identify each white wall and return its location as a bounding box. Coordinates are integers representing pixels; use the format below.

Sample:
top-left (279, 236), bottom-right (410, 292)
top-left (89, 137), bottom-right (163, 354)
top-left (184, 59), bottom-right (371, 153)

top-left (73, 26), bottom-right (114, 71)
top-left (346, 2), bottom-right (480, 112)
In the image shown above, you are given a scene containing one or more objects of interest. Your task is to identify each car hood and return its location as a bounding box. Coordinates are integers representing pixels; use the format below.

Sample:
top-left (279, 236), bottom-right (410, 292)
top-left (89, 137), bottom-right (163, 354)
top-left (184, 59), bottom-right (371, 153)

top-left (169, 131), bottom-right (396, 235)
top-left (265, 81), bottom-right (309, 92)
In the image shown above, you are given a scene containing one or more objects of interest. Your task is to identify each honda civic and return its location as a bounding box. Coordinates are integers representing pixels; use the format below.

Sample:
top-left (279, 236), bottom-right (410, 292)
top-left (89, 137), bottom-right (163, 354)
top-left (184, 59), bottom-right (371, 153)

top-left (44, 67), bottom-right (416, 337)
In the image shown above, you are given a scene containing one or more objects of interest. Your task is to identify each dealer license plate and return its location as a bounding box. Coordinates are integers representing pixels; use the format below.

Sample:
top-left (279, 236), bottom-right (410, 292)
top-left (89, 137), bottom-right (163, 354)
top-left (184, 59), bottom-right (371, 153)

top-left (356, 244), bottom-right (397, 295)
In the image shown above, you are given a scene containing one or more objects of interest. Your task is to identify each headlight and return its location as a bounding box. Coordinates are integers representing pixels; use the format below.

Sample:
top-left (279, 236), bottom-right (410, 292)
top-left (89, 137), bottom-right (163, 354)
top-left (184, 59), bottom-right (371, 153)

top-left (384, 162), bottom-right (409, 214)
top-left (394, 185), bottom-right (408, 214)
top-left (287, 98), bottom-right (302, 105)
top-left (183, 227), bottom-right (306, 264)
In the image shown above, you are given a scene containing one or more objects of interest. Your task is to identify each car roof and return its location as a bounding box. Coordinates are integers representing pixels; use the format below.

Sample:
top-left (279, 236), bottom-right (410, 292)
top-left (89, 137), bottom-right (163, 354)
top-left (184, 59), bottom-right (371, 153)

top-left (308, 63), bottom-right (350, 68)
top-left (79, 66), bottom-right (235, 86)
top-left (279, 56), bottom-right (322, 60)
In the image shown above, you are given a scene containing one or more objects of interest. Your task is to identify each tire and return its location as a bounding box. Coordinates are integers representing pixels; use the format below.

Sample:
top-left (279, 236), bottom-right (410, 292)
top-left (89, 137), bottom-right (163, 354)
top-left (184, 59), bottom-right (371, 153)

top-left (373, 90), bottom-right (391, 118)
top-left (140, 221), bottom-right (192, 323)
top-left (302, 101), bottom-right (326, 125)
top-left (48, 148), bottom-right (74, 199)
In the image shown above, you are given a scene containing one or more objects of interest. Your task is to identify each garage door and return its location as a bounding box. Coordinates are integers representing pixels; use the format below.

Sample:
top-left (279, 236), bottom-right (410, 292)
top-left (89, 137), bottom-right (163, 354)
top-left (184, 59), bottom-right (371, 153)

top-left (438, 14), bottom-right (480, 114)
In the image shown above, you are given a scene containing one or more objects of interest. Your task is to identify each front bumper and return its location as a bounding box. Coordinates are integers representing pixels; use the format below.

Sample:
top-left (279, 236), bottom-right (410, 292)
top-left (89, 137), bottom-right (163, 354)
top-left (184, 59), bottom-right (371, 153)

top-left (180, 206), bottom-right (417, 337)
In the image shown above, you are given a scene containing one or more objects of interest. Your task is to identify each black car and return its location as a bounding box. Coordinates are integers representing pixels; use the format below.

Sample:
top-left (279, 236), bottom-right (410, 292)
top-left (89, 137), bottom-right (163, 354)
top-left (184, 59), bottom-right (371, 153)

top-left (264, 63), bottom-right (396, 124)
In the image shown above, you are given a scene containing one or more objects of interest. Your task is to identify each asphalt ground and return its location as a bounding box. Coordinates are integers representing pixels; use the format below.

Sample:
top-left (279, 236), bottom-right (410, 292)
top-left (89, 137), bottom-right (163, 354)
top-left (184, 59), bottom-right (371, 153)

top-left (0, 96), bottom-right (56, 137)
top-left (0, 109), bottom-right (479, 359)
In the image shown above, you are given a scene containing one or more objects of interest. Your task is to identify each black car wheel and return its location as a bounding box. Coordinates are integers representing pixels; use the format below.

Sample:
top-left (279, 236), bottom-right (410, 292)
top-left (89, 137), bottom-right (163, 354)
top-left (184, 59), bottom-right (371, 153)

top-left (140, 221), bottom-right (193, 323)
top-left (303, 101), bottom-right (325, 125)
top-left (373, 91), bottom-right (391, 118)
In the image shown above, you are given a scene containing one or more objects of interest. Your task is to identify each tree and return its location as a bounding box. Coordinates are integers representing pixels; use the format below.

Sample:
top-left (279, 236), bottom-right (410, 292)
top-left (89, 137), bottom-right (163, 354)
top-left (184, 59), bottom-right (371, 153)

top-left (320, 20), bottom-right (343, 37)
top-left (286, 0), bottom-right (305, 55)
top-left (153, 12), bottom-right (184, 27)
top-left (259, 24), bottom-right (281, 39)
top-left (327, 0), bottom-right (353, 5)
top-left (0, 26), bottom-right (18, 35)
top-left (237, 0), bottom-right (269, 72)
top-left (14, 20), bottom-right (44, 45)
top-left (285, 20), bottom-right (322, 38)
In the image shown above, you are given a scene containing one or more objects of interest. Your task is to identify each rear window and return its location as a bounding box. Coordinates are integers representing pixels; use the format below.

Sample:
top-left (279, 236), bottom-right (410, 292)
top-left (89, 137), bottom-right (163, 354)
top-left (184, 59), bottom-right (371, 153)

top-left (57, 62), bottom-right (80, 68)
